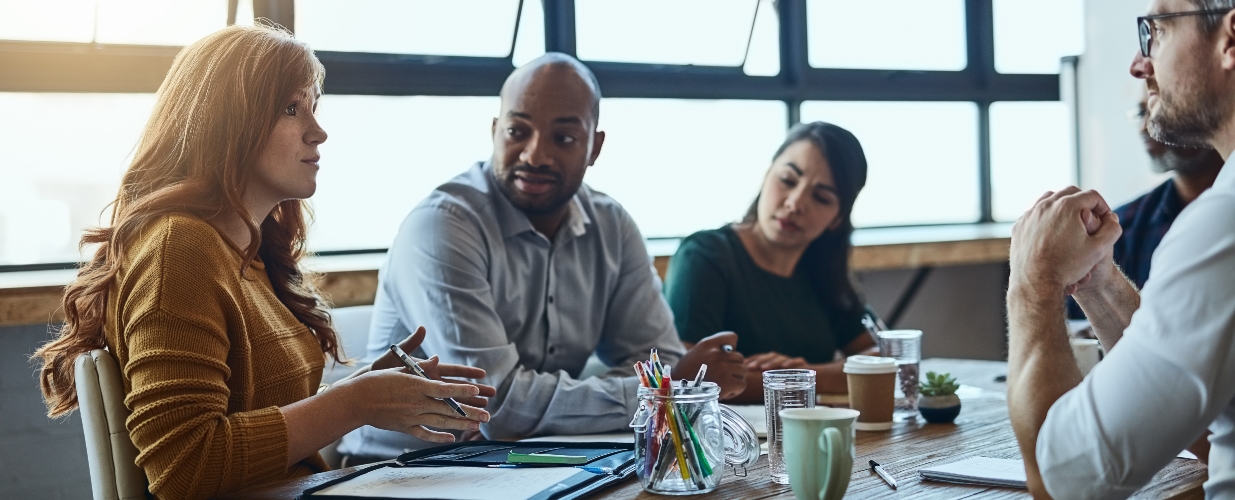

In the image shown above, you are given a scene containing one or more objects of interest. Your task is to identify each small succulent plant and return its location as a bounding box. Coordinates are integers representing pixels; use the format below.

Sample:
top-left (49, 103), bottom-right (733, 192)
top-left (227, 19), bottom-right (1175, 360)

top-left (919, 371), bottom-right (960, 397)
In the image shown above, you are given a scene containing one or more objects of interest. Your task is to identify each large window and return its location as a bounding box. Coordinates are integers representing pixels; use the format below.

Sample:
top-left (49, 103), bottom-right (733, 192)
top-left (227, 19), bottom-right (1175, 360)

top-left (1, 0), bottom-right (1079, 268)
top-left (806, 0), bottom-right (968, 71)
top-left (989, 101), bottom-right (1075, 221)
top-left (0, 93), bottom-right (156, 265)
top-left (309, 96), bottom-right (499, 252)
top-left (588, 99), bottom-right (787, 237)
top-left (993, 0), bottom-right (1085, 74)
top-left (295, 0), bottom-right (521, 57)
top-left (575, 0), bottom-right (780, 76)
top-left (800, 101), bottom-right (980, 227)
top-left (0, 0), bottom-right (227, 45)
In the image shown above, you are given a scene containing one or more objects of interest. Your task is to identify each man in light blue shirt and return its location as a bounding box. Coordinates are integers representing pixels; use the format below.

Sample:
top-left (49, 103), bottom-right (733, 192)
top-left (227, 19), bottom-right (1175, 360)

top-left (340, 53), bottom-right (747, 460)
top-left (1006, 1), bottom-right (1235, 498)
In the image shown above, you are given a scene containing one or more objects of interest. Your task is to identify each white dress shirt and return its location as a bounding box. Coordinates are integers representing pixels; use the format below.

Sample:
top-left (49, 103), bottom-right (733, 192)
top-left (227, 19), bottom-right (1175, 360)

top-left (338, 162), bottom-right (685, 458)
top-left (1037, 155), bottom-right (1235, 499)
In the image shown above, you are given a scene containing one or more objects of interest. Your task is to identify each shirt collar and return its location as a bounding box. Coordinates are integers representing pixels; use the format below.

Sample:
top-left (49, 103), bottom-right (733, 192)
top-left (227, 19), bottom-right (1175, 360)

top-left (1214, 151), bottom-right (1235, 190)
top-left (482, 162), bottom-right (591, 241)
top-left (563, 196), bottom-right (592, 239)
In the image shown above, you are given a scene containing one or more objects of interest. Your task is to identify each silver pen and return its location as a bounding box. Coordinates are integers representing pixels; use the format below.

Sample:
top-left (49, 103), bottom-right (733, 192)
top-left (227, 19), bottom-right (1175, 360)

top-left (388, 344), bottom-right (468, 417)
top-left (862, 311), bottom-right (885, 343)
top-left (870, 460), bottom-right (898, 490)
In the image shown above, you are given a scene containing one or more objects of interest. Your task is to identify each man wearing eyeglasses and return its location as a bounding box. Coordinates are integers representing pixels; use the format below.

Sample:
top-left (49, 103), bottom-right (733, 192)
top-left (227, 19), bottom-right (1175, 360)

top-left (1007, 1), bottom-right (1235, 498)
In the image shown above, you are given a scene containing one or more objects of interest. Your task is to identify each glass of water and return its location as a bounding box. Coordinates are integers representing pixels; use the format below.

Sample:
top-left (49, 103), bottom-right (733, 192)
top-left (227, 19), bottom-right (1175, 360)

top-left (877, 330), bottom-right (922, 419)
top-left (763, 369), bottom-right (815, 485)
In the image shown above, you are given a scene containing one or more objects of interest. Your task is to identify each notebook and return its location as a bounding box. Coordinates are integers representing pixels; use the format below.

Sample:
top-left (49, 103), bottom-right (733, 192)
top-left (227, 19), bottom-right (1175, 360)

top-left (918, 457), bottom-right (1027, 489)
top-left (302, 441), bottom-right (636, 500)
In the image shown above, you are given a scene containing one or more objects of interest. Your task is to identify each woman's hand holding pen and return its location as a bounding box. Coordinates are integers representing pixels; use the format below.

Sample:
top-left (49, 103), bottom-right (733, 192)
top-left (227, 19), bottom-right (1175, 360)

top-left (342, 369), bottom-right (490, 443)
top-left (339, 326), bottom-right (497, 442)
top-left (282, 326), bottom-right (494, 464)
top-left (677, 331), bottom-right (747, 400)
top-left (371, 326), bottom-right (498, 409)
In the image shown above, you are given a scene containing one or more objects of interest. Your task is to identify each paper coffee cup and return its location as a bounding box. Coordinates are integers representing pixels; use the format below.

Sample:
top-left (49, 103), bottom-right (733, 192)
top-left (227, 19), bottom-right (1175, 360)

top-left (843, 355), bottom-right (898, 431)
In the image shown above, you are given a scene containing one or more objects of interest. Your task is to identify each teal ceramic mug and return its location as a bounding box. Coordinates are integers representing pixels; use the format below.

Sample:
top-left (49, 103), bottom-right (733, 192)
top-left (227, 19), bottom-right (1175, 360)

top-left (780, 407), bottom-right (860, 500)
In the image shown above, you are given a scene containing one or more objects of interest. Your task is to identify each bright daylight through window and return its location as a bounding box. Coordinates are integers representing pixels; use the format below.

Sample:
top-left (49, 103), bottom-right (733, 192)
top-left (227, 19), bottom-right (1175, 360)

top-left (295, 0), bottom-right (520, 57)
top-left (309, 96), bottom-right (500, 252)
top-left (0, 0), bottom-right (226, 45)
top-left (587, 99), bottom-right (787, 238)
top-left (800, 101), bottom-right (981, 227)
top-left (0, 93), bottom-right (156, 265)
top-left (0, 0), bottom-right (1083, 266)
top-left (807, 0), bottom-right (967, 71)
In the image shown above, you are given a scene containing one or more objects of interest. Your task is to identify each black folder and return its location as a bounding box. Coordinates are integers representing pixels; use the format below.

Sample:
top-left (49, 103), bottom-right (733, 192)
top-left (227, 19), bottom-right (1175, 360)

top-left (299, 441), bottom-right (636, 500)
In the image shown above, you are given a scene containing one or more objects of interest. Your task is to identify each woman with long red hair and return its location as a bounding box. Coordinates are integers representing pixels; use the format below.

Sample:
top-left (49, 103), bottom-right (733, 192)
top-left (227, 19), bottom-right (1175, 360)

top-left (32, 23), bottom-right (492, 499)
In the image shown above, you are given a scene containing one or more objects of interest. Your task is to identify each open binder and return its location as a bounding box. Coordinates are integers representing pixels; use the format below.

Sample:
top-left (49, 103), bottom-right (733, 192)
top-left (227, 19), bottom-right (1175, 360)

top-left (300, 441), bottom-right (636, 500)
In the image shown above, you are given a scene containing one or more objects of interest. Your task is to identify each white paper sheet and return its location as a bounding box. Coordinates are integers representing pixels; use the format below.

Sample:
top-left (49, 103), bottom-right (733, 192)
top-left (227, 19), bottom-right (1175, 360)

top-left (310, 466), bottom-right (582, 500)
top-left (955, 384), bottom-right (1006, 401)
top-left (731, 405), bottom-right (767, 437)
top-left (1178, 449), bottom-right (1198, 460)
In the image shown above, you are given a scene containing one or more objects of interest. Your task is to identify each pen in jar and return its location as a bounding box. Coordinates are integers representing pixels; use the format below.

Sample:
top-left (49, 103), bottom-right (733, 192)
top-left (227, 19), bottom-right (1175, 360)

top-left (388, 344), bottom-right (469, 417)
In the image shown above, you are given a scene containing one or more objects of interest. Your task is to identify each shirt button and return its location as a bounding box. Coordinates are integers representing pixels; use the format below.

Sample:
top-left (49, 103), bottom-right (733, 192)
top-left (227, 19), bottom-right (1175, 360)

top-left (548, 346), bottom-right (557, 354)
top-left (548, 296), bottom-right (555, 304)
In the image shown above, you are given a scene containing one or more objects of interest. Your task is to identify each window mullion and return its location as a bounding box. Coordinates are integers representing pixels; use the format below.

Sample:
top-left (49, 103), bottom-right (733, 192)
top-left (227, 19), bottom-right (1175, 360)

top-left (542, 0), bottom-right (576, 56)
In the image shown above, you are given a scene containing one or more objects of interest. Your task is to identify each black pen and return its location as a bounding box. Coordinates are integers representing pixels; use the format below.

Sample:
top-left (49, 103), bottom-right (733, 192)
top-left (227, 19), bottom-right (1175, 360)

top-left (870, 460), bottom-right (897, 490)
top-left (388, 344), bottom-right (469, 417)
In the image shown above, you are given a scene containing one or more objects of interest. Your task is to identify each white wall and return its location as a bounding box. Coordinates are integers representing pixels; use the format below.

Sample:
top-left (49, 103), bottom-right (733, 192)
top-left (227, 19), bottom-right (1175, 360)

top-left (1078, 0), bottom-right (1172, 207)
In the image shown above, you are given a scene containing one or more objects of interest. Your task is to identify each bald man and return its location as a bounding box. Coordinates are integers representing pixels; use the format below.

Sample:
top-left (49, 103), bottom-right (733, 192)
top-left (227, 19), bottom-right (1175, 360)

top-left (339, 53), bottom-right (746, 461)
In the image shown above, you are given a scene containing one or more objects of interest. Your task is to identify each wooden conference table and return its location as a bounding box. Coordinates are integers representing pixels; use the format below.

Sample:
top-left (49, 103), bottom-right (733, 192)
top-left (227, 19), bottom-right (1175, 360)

top-left (223, 359), bottom-right (1208, 500)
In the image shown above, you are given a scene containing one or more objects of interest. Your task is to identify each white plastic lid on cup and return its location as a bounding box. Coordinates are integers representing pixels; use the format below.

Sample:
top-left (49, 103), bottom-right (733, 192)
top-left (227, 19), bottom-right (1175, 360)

top-left (877, 330), bottom-right (922, 340)
top-left (842, 355), bottom-right (898, 375)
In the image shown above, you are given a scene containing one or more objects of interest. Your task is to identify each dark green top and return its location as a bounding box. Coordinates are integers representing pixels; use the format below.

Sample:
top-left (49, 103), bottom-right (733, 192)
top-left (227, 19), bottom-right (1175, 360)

top-left (664, 226), bottom-right (867, 364)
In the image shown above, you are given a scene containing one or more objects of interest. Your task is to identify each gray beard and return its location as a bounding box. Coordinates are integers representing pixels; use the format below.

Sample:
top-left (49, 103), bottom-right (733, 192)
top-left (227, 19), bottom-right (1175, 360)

top-left (1147, 79), bottom-right (1229, 149)
top-left (1152, 147), bottom-right (1217, 174)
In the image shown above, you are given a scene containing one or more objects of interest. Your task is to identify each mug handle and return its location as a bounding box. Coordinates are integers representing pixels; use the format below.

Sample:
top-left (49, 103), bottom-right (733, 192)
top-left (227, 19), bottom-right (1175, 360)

top-left (816, 427), bottom-right (843, 500)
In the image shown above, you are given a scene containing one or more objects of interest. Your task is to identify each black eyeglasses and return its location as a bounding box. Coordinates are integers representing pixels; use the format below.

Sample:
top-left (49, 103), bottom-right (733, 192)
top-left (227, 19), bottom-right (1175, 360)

top-left (1138, 9), bottom-right (1232, 57)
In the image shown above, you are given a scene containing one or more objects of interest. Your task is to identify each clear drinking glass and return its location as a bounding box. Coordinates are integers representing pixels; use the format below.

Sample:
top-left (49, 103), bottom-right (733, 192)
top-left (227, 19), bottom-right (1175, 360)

top-left (763, 369), bottom-right (816, 485)
top-left (877, 330), bottom-right (923, 418)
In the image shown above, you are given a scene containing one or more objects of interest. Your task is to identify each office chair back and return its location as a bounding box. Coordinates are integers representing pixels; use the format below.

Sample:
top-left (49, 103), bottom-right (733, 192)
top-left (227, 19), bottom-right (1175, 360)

top-left (75, 349), bottom-right (147, 500)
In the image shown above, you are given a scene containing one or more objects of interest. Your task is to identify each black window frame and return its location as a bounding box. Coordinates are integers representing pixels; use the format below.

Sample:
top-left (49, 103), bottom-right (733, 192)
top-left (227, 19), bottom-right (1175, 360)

top-left (0, 0), bottom-right (1058, 272)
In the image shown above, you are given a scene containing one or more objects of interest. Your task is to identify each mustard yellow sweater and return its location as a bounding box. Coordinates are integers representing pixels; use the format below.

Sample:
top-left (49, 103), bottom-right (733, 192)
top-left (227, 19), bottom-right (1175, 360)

top-left (103, 214), bottom-right (328, 500)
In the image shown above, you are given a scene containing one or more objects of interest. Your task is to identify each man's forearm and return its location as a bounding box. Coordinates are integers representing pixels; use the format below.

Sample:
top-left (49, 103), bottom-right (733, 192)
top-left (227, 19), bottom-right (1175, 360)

top-left (1073, 266), bottom-right (1140, 350)
top-left (1007, 284), bottom-right (1083, 499)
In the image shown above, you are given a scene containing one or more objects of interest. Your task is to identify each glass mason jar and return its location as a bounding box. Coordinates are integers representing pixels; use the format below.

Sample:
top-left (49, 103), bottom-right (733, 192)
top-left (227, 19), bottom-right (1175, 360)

top-left (629, 382), bottom-right (760, 495)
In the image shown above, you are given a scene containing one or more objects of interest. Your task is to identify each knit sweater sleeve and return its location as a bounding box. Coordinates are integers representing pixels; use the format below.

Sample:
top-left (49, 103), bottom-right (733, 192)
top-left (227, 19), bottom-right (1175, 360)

top-left (117, 217), bottom-right (289, 499)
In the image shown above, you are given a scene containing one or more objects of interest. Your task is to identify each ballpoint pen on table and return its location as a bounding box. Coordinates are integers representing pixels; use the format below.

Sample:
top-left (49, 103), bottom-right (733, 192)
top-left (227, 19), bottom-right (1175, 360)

top-left (870, 460), bottom-right (898, 490)
top-left (388, 344), bottom-right (469, 417)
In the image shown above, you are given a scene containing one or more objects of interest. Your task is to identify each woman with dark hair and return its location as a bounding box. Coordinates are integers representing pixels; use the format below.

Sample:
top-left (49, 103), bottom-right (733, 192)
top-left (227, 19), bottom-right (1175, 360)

top-left (32, 24), bottom-right (492, 499)
top-left (665, 121), bottom-right (878, 401)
